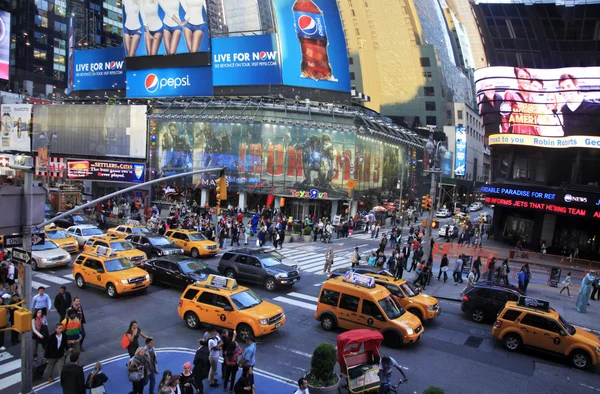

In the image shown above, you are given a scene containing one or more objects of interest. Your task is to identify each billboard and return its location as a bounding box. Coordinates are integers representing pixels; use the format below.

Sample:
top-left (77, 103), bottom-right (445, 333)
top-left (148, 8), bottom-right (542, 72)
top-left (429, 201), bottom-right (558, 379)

top-left (71, 47), bottom-right (126, 91)
top-left (454, 126), bottom-right (466, 176)
top-left (126, 66), bottom-right (213, 98)
top-left (0, 11), bottom-right (10, 81)
top-left (0, 104), bottom-right (32, 153)
top-left (122, 0), bottom-right (210, 57)
top-left (273, 0), bottom-right (351, 92)
top-left (212, 35), bottom-right (282, 86)
top-left (475, 66), bottom-right (600, 149)
top-left (67, 159), bottom-right (145, 183)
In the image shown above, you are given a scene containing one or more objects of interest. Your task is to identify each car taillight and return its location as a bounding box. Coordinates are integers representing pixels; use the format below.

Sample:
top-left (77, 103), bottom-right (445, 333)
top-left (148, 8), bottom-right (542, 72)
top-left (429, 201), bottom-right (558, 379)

top-left (462, 295), bottom-right (469, 302)
top-left (178, 300), bottom-right (182, 307)
top-left (494, 320), bottom-right (502, 328)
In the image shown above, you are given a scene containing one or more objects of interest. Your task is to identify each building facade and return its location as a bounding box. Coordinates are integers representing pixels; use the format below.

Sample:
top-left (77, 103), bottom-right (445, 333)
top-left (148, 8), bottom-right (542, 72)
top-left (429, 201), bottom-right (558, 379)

top-left (222, 0), bottom-right (274, 35)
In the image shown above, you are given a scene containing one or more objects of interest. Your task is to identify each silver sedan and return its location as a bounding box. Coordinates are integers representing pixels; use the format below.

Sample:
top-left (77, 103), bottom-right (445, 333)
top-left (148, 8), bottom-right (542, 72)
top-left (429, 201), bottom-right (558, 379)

top-left (31, 240), bottom-right (72, 270)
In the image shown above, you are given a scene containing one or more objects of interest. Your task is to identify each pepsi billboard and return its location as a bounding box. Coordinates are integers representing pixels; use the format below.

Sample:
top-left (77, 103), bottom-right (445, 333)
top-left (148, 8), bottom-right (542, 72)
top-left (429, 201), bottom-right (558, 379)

top-left (273, 0), bottom-right (350, 93)
top-left (0, 11), bottom-right (10, 81)
top-left (125, 66), bottom-right (213, 98)
top-left (70, 47), bottom-right (126, 91)
top-left (212, 35), bottom-right (282, 86)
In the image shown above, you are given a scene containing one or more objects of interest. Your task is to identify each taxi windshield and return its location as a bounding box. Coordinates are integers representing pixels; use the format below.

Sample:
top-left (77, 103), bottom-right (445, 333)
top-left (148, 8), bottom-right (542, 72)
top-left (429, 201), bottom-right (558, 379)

top-left (109, 241), bottom-right (135, 251)
top-left (33, 241), bottom-right (58, 251)
top-left (82, 228), bottom-right (104, 236)
top-left (179, 260), bottom-right (208, 274)
top-left (378, 296), bottom-right (405, 320)
top-left (400, 282), bottom-right (421, 297)
top-left (104, 258), bottom-right (134, 272)
top-left (188, 232), bottom-right (207, 241)
top-left (46, 230), bottom-right (71, 239)
top-left (230, 290), bottom-right (262, 310)
top-left (132, 227), bottom-right (150, 234)
top-left (558, 314), bottom-right (576, 335)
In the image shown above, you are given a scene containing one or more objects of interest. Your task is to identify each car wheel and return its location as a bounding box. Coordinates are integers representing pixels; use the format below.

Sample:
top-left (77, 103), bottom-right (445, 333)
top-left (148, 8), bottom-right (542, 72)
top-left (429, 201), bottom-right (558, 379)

top-left (237, 324), bottom-right (254, 341)
top-left (184, 312), bottom-right (201, 329)
top-left (320, 315), bottom-right (336, 331)
top-left (75, 274), bottom-right (86, 289)
top-left (409, 308), bottom-right (423, 322)
top-left (31, 260), bottom-right (38, 271)
top-left (503, 333), bottom-right (522, 352)
top-left (106, 283), bottom-right (117, 298)
top-left (191, 248), bottom-right (199, 258)
top-left (224, 269), bottom-right (236, 279)
top-left (570, 349), bottom-right (591, 370)
top-left (264, 277), bottom-right (277, 292)
top-left (383, 331), bottom-right (401, 347)
top-left (471, 308), bottom-right (486, 323)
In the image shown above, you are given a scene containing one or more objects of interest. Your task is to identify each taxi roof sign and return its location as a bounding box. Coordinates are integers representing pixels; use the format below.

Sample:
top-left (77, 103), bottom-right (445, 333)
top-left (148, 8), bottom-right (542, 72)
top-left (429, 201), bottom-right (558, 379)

top-left (206, 274), bottom-right (238, 290)
top-left (343, 272), bottom-right (376, 289)
top-left (518, 297), bottom-right (550, 312)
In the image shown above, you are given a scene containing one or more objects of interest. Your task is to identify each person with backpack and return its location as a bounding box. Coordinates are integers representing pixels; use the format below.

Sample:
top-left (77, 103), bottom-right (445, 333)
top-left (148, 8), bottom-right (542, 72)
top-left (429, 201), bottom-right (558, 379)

top-left (350, 247), bottom-right (361, 268)
top-left (223, 339), bottom-right (243, 392)
top-left (128, 347), bottom-right (149, 394)
top-left (85, 361), bottom-right (109, 394)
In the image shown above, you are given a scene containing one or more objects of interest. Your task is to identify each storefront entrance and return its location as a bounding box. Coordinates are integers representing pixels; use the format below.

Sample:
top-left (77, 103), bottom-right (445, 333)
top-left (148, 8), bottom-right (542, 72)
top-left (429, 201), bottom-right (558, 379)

top-left (287, 199), bottom-right (331, 221)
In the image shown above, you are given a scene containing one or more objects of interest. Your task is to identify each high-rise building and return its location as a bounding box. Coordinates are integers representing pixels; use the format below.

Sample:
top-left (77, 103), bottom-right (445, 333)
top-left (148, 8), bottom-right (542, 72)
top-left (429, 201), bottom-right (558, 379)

top-left (207, 0), bottom-right (228, 36)
top-left (446, 0), bottom-right (488, 69)
top-left (221, 0), bottom-right (274, 35)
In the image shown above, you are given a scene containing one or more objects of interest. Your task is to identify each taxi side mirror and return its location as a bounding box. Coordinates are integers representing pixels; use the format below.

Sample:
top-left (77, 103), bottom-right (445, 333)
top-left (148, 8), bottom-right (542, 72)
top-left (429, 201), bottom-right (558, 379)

top-left (376, 314), bottom-right (384, 321)
top-left (224, 306), bottom-right (233, 312)
top-left (96, 268), bottom-right (105, 274)
top-left (559, 330), bottom-right (567, 336)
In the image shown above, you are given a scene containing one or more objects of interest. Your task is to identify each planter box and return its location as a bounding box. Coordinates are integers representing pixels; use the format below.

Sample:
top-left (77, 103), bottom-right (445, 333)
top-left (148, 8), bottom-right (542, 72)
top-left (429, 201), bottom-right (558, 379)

top-left (303, 235), bottom-right (312, 242)
top-left (284, 235), bottom-right (293, 243)
top-left (309, 380), bottom-right (340, 394)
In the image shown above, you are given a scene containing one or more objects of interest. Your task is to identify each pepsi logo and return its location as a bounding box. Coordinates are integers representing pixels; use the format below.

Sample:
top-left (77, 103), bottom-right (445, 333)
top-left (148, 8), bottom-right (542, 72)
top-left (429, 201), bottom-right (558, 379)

top-left (298, 15), bottom-right (317, 35)
top-left (259, 51), bottom-right (267, 60)
top-left (145, 74), bottom-right (159, 93)
top-left (108, 61), bottom-right (116, 70)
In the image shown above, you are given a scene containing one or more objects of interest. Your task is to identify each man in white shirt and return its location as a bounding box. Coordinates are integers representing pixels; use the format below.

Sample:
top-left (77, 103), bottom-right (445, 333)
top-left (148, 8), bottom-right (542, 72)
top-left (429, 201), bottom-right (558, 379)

top-left (294, 377), bottom-right (310, 394)
top-left (378, 356), bottom-right (407, 394)
top-left (207, 329), bottom-right (222, 387)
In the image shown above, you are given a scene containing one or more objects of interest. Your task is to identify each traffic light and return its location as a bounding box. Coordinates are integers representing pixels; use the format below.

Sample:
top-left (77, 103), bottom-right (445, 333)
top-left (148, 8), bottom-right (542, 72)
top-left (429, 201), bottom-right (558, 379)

top-left (421, 195), bottom-right (428, 210)
top-left (431, 220), bottom-right (440, 229)
top-left (216, 171), bottom-right (228, 201)
top-left (426, 195), bottom-right (432, 210)
top-left (13, 309), bottom-right (32, 333)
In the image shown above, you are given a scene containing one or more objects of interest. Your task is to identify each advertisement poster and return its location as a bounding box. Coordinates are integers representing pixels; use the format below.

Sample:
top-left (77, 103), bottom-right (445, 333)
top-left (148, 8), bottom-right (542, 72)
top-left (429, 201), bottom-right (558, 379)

top-left (273, 0), bottom-right (350, 92)
top-left (454, 126), bottom-right (466, 176)
top-left (121, 0), bottom-right (210, 57)
top-left (67, 14), bottom-right (75, 94)
top-left (126, 66), bottom-right (213, 98)
top-left (212, 35), bottom-right (282, 86)
top-left (0, 104), bottom-right (32, 153)
top-left (67, 159), bottom-right (145, 183)
top-left (475, 66), bottom-right (600, 148)
top-left (71, 47), bottom-right (126, 91)
top-left (0, 11), bottom-right (10, 81)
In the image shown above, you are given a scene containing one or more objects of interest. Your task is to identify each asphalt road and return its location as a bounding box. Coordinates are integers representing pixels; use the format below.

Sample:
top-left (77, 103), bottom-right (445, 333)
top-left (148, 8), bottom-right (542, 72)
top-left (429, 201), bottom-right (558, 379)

top-left (2, 208), bottom-right (599, 394)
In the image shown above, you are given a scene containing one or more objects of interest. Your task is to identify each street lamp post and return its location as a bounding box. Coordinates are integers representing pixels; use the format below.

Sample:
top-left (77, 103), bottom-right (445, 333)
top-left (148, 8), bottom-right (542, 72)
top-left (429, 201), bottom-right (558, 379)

top-left (423, 139), bottom-right (445, 259)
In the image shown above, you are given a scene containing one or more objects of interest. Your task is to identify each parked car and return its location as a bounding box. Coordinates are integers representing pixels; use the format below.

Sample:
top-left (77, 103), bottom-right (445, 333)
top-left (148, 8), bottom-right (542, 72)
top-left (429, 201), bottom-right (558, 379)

top-left (217, 248), bottom-right (300, 291)
top-left (438, 224), bottom-right (456, 238)
top-left (328, 265), bottom-right (394, 280)
top-left (66, 225), bottom-right (105, 246)
top-left (436, 209), bottom-right (452, 218)
top-left (125, 234), bottom-right (184, 258)
top-left (461, 283), bottom-right (523, 323)
top-left (54, 213), bottom-right (92, 229)
top-left (30, 240), bottom-right (72, 270)
top-left (141, 255), bottom-right (219, 288)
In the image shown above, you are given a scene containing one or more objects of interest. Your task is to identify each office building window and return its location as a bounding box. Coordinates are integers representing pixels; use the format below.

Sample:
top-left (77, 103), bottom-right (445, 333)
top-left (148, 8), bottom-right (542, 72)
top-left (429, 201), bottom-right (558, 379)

top-left (426, 116), bottom-right (437, 126)
top-left (54, 21), bottom-right (67, 34)
top-left (355, 28), bottom-right (360, 35)
top-left (35, 15), bottom-right (48, 28)
top-left (446, 110), bottom-right (452, 119)
top-left (34, 48), bottom-right (47, 60)
top-left (423, 72), bottom-right (432, 81)
top-left (458, 123), bottom-right (463, 127)
top-left (350, 72), bottom-right (355, 80)
top-left (424, 86), bottom-right (435, 96)
top-left (420, 57), bottom-right (431, 67)
top-left (425, 101), bottom-right (436, 111)
top-left (457, 110), bottom-right (463, 120)
top-left (348, 57), bottom-right (354, 65)
top-left (34, 31), bottom-right (47, 45)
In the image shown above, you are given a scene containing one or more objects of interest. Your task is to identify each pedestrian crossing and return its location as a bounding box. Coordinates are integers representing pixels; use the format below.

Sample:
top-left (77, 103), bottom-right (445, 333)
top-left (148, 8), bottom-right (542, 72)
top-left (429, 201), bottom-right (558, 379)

top-left (0, 350), bottom-right (20, 392)
top-left (273, 291), bottom-right (319, 312)
top-left (29, 272), bottom-right (74, 290)
top-left (276, 248), bottom-right (357, 275)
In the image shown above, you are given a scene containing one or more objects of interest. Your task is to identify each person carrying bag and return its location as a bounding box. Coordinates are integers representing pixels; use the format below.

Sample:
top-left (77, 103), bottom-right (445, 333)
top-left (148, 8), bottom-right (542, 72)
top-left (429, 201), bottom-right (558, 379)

top-left (86, 361), bottom-right (108, 394)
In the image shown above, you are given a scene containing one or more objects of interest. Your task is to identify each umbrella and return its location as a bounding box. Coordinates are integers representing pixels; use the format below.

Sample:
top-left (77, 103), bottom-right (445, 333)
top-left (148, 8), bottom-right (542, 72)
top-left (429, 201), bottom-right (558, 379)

top-left (372, 206), bottom-right (386, 212)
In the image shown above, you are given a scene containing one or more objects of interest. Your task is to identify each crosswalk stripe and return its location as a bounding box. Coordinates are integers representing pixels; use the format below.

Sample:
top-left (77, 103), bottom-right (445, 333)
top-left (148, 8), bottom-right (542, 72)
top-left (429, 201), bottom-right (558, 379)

top-left (63, 274), bottom-right (74, 279)
top-left (273, 296), bottom-right (316, 311)
top-left (314, 282), bottom-right (325, 286)
top-left (31, 280), bottom-right (49, 289)
top-left (287, 292), bottom-right (319, 302)
top-left (296, 259), bottom-right (327, 271)
top-left (33, 272), bottom-right (72, 285)
top-left (0, 352), bottom-right (13, 362)
top-left (0, 360), bottom-right (20, 375)
top-left (293, 255), bottom-right (322, 264)
top-left (280, 250), bottom-right (310, 258)
top-left (304, 261), bottom-right (352, 274)
top-left (0, 372), bottom-right (21, 389)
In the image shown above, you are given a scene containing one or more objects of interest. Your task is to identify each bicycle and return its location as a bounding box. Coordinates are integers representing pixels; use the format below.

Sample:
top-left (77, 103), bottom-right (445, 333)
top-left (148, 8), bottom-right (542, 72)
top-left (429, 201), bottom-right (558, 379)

top-left (380, 378), bottom-right (408, 393)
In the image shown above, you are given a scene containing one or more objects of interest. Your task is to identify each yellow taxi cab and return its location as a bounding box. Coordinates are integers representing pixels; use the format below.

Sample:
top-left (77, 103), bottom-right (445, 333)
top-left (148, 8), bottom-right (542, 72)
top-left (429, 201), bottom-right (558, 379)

top-left (315, 272), bottom-right (423, 347)
top-left (493, 297), bottom-right (600, 370)
top-left (178, 274), bottom-right (285, 340)
top-left (83, 236), bottom-right (147, 265)
top-left (364, 273), bottom-right (441, 322)
top-left (72, 246), bottom-right (150, 298)
top-left (165, 229), bottom-right (219, 258)
top-left (44, 226), bottom-right (79, 253)
top-left (106, 225), bottom-right (151, 239)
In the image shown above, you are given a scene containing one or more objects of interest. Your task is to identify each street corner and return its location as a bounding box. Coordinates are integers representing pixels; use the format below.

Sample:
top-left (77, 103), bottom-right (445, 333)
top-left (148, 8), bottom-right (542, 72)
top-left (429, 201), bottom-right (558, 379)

top-left (33, 347), bottom-right (296, 394)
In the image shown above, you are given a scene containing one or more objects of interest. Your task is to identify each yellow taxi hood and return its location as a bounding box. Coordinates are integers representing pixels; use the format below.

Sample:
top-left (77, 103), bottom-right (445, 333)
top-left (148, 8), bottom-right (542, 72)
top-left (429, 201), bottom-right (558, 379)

top-left (396, 311), bottom-right (422, 329)
top-left (412, 293), bottom-right (438, 307)
top-left (241, 300), bottom-right (283, 320)
top-left (116, 249), bottom-right (146, 258)
top-left (109, 267), bottom-right (148, 280)
top-left (53, 237), bottom-right (77, 246)
top-left (191, 240), bottom-right (218, 247)
top-left (574, 326), bottom-right (600, 346)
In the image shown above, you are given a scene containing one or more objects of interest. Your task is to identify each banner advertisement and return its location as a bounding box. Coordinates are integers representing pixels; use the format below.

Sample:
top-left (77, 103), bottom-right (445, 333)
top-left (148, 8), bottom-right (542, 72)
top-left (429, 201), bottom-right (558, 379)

top-left (0, 104), bottom-right (32, 153)
top-left (212, 35), bottom-right (282, 86)
top-left (0, 11), bottom-right (11, 81)
top-left (70, 47), bottom-right (126, 91)
top-left (121, 0), bottom-right (210, 57)
top-left (475, 66), bottom-right (600, 142)
top-left (31, 105), bottom-right (147, 159)
top-left (125, 67), bottom-right (213, 98)
top-left (273, 0), bottom-right (351, 92)
top-left (67, 14), bottom-right (75, 94)
top-left (454, 126), bottom-right (466, 176)
top-left (67, 159), bottom-right (145, 183)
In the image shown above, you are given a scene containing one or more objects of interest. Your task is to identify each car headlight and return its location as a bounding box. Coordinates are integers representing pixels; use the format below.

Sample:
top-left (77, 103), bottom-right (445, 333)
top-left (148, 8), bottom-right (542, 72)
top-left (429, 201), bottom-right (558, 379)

top-left (157, 250), bottom-right (163, 256)
top-left (38, 258), bottom-right (48, 263)
top-left (202, 245), bottom-right (210, 249)
top-left (120, 279), bottom-right (129, 285)
top-left (428, 305), bottom-right (435, 311)
top-left (145, 274), bottom-right (150, 281)
top-left (260, 319), bottom-right (268, 325)
top-left (597, 346), bottom-right (600, 353)
top-left (405, 328), bottom-right (414, 335)
top-left (276, 273), bottom-right (288, 278)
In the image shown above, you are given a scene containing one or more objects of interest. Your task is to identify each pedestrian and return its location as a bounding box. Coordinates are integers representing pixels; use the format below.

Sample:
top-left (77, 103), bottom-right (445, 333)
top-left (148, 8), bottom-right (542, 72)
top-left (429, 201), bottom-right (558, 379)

top-left (350, 247), bottom-right (360, 268)
top-left (223, 339), bottom-right (242, 392)
top-left (323, 248), bottom-right (334, 274)
top-left (125, 320), bottom-right (152, 358)
top-left (378, 234), bottom-right (388, 253)
top-left (192, 339), bottom-right (210, 394)
top-left (62, 308), bottom-right (82, 353)
top-left (576, 270), bottom-right (597, 313)
top-left (31, 308), bottom-right (49, 360)
top-left (496, 259), bottom-right (509, 285)
top-left (413, 260), bottom-right (427, 288)
top-left (452, 256), bottom-right (463, 286)
top-left (30, 286), bottom-right (52, 316)
top-left (559, 272), bottom-right (572, 297)
top-left (144, 338), bottom-right (159, 394)
top-left (54, 286), bottom-right (72, 322)
top-left (234, 366), bottom-right (254, 394)
top-left (462, 268), bottom-right (476, 296)
top-left (473, 256), bottom-right (482, 282)
top-left (437, 253), bottom-right (449, 282)
top-left (367, 251), bottom-right (377, 267)
top-left (378, 356), bottom-right (407, 394)
top-left (523, 264), bottom-right (531, 293)
top-left (242, 335), bottom-right (256, 377)
top-left (540, 239), bottom-right (547, 258)
top-left (128, 347), bottom-right (150, 394)
top-left (486, 257), bottom-right (496, 281)
top-left (158, 370), bottom-right (173, 393)
top-left (518, 266), bottom-right (526, 292)
top-left (591, 277), bottom-right (600, 301)
top-left (44, 322), bottom-right (69, 383)
top-left (61, 352), bottom-right (85, 394)
top-left (244, 223), bottom-right (251, 246)
top-left (71, 297), bottom-right (86, 351)
top-left (85, 361), bottom-right (109, 394)
top-left (278, 227), bottom-right (286, 249)
top-left (6, 259), bottom-right (15, 294)
top-left (180, 362), bottom-right (198, 394)
top-left (394, 252), bottom-right (404, 280)
top-left (294, 377), bottom-right (310, 394)
top-left (220, 329), bottom-right (235, 384)
top-left (208, 328), bottom-right (222, 387)
top-left (165, 374), bottom-right (182, 394)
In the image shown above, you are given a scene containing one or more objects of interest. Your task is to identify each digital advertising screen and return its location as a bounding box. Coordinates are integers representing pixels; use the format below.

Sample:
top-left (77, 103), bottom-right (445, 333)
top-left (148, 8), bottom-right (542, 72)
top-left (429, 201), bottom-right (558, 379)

top-left (454, 126), bottom-right (466, 176)
top-left (475, 66), bottom-right (600, 149)
top-left (121, 0), bottom-right (210, 57)
top-left (273, 0), bottom-right (350, 92)
top-left (67, 159), bottom-right (145, 183)
top-left (212, 35), bottom-right (282, 86)
top-left (67, 14), bottom-right (75, 94)
top-left (125, 66), bottom-right (213, 98)
top-left (0, 104), bottom-right (32, 153)
top-left (0, 10), bottom-right (11, 81)
top-left (70, 47), bottom-right (126, 91)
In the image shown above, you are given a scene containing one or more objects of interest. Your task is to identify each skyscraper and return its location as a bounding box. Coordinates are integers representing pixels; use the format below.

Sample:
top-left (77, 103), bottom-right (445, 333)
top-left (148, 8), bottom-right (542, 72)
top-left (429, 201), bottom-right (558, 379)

top-left (221, 0), bottom-right (274, 35)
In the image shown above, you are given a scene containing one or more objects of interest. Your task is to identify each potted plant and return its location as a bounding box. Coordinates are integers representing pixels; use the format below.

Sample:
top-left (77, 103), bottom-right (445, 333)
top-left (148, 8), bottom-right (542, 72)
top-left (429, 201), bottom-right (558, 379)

top-left (291, 223), bottom-right (303, 242)
top-left (306, 342), bottom-right (339, 394)
top-left (284, 230), bottom-right (293, 243)
top-left (302, 226), bottom-right (313, 242)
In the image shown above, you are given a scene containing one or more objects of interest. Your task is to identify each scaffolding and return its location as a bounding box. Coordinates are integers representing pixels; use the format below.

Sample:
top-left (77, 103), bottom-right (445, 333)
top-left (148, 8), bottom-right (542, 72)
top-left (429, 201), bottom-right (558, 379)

top-left (69, 1), bottom-right (99, 49)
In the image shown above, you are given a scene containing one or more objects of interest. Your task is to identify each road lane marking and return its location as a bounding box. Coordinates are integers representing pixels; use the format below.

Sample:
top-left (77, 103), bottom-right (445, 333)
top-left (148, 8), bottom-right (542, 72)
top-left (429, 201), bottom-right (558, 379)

top-left (0, 372), bottom-right (20, 390)
top-left (273, 296), bottom-right (316, 311)
top-left (286, 292), bottom-right (319, 302)
top-left (31, 280), bottom-right (49, 289)
top-left (274, 345), bottom-right (312, 358)
top-left (33, 272), bottom-right (72, 285)
top-left (0, 359), bottom-right (20, 375)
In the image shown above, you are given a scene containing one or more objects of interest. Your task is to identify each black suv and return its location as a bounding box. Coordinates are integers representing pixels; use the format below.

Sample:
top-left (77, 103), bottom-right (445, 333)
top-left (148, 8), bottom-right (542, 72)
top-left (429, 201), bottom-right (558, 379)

top-left (461, 283), bottom-right (523, 323)
top-left (125, 234), bottom-right (184, 258)
top-left (217, 248), bottom-right (301, 291)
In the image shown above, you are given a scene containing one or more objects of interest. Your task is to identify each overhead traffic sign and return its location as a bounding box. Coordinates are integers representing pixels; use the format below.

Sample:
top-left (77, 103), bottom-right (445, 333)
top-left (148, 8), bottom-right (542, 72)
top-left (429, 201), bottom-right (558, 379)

top-left (12, 248), bottom-right (31, 264)
top-left (3, 234), bottom-right (23, 248)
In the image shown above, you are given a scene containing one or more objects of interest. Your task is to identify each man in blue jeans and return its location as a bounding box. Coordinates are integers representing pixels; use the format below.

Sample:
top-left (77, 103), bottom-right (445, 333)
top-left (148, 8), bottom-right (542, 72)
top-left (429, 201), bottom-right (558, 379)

top-left (144, 338), bottom-right (159, 394)
top-left (378, 356), bottom-right (407, 394)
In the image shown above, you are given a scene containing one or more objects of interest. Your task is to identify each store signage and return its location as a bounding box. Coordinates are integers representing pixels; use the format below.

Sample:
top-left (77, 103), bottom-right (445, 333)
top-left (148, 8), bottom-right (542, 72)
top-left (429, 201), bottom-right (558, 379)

top-left (485, 196), bottom-right (600, 220)
top-left (66, 159), bottom-right (145, 183)
top-left (481, 186), bottom-right (556, 201)
top-left (564, 194), bottom-right (587, 203)
top-left (290, 189), bottom-right (328, 199)
top-left (125, 67), bottom-right (213, 98)
top-left (454, 126), bottom-right (466, 176)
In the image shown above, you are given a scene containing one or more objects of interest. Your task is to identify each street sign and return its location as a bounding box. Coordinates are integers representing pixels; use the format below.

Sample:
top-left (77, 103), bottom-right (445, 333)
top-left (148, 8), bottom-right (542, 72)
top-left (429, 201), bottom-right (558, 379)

top-left (3, 234), bottom-right (23, 248)
top-left (346, 179), bottom-right (357, 190)
top-left (12, 248), bottom-right (31, 264)
top-left (31, 233), bottom-right (45, 246)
